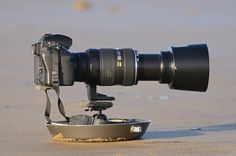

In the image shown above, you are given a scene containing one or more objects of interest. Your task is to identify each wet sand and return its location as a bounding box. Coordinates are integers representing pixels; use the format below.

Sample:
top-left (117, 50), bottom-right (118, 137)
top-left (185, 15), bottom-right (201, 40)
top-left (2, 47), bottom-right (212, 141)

top-left (0, 0), bottom-right (236, 155)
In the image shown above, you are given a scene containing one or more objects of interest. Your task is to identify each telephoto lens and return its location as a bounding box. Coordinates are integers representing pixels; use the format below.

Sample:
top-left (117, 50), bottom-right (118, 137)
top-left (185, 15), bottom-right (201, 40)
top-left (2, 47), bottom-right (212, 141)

top-left (74, 45), bottom-right (209, 92)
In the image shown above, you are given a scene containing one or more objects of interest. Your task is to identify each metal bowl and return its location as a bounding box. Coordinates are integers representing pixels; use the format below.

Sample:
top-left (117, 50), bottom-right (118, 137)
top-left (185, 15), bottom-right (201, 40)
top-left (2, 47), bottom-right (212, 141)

top-left (46, 118), bottom-right (150, 142)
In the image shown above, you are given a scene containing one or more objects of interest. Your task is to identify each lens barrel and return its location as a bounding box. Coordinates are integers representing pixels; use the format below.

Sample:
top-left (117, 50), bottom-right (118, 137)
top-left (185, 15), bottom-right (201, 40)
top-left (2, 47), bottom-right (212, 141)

top-left (137, 44), bottom-right (209, 91)
top-left (74, 45), bottom-right (209, 92)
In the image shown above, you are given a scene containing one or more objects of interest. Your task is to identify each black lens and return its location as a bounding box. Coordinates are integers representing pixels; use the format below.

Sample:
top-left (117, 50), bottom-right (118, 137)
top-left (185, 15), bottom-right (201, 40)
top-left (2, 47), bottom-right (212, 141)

top-left (71, 44), bottom-right (209, 92)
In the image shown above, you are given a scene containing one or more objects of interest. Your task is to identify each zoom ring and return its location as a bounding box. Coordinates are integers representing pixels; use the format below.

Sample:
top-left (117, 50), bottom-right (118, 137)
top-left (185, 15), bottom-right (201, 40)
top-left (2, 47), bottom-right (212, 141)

top-left (99, 49), bottom-right (116, 85)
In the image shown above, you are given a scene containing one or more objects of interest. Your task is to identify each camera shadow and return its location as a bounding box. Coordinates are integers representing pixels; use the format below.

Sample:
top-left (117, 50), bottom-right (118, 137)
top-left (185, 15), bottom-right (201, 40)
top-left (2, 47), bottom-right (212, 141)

top-left (144, 123), bottom-right (236, 139)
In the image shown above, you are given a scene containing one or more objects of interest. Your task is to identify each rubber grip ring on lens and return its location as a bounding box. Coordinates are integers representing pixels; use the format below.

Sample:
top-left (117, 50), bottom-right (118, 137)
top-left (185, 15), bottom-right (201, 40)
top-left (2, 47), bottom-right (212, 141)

top-left (99, 49), bottom-right (116, 86)
top-left (122, 49), bottom-right (136, 86)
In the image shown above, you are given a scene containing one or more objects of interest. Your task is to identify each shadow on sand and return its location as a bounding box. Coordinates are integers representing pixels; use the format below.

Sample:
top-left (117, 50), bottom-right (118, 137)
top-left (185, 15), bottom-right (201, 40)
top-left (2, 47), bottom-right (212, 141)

top-left (144, 123), bottom-right (236, 139)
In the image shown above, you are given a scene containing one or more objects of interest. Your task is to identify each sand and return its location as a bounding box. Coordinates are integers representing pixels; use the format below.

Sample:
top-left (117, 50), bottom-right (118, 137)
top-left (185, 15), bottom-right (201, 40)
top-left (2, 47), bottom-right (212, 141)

top-left (0, 0), bottom-right (236, 155)
top-left (52, 133), bottom-right (127, 143)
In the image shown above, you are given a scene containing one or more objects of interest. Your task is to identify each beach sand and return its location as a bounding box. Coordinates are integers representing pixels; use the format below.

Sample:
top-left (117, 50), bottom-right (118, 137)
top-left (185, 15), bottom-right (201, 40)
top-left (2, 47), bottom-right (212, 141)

top-left (0, 0), bottom-right (236, 155)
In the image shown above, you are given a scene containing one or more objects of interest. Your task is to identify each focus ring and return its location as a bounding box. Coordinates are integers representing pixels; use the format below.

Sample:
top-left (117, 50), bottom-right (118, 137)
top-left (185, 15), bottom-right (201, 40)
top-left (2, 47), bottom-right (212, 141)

top-left (122, 49), bottom-right (136, 86)
top-left (99, 49), bottom-right (116, 85)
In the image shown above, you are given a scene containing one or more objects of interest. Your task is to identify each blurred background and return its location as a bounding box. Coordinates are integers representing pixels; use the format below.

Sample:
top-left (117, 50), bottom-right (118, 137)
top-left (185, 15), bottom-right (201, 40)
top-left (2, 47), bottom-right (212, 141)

top-left (0, 0), bottom-right (236, 155)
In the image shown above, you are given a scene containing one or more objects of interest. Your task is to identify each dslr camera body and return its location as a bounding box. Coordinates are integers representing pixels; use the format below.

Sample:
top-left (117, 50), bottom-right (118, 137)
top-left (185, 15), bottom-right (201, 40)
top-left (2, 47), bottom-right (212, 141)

top-left (32, 34), bottom-right (75, 89)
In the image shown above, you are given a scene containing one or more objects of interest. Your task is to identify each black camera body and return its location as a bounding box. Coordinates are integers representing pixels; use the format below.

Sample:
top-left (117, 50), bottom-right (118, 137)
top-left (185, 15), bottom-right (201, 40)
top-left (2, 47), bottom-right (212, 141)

top-left (32, 34), bottom-right (76, 88)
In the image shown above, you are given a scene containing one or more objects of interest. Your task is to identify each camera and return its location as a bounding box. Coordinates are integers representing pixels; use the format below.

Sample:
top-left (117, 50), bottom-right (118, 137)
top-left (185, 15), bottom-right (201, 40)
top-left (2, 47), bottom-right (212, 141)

top-left (32, 34), bottom-right (209, 141)
top-left (33, 34), bottom-right (209, 91)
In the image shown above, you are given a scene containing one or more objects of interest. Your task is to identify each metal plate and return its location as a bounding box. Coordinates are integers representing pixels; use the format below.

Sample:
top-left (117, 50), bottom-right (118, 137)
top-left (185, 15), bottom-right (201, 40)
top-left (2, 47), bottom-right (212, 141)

top-left (46, 118), bottom-right (150, 142)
